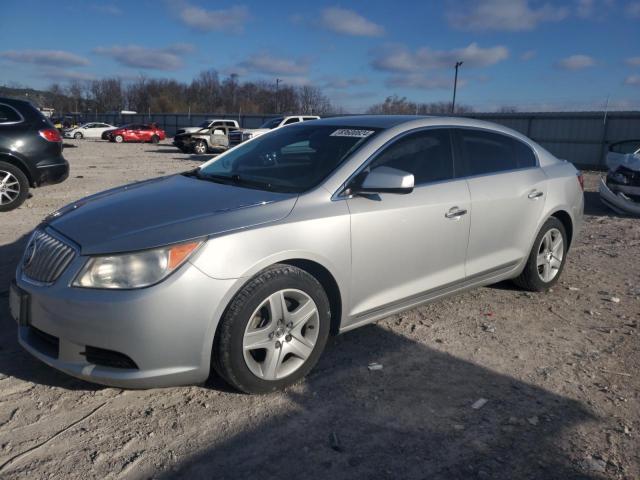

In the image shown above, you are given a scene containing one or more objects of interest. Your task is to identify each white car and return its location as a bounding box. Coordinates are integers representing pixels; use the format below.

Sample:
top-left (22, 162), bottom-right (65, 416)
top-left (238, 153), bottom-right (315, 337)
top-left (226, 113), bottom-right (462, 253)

top-left (64, 123), bottom-right (116, 139)
top-left (229, 115), bottom-right (320, 147)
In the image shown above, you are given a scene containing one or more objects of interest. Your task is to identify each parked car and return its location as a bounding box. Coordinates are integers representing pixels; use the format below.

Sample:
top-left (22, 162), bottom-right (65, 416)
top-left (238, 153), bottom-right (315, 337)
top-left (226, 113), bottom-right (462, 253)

top-left (228, 115), bottom-right (319, 147)
top-left (10, 116), bottom-right (583, 392)
top-left (599, 139), bottom-right (640, 216)
top-left (0, 97), bottom-right (69, 212)
top-left (106, 124), bottom-right (166, 143)
top-left (64, 122), bottom-right (116, 140)
top-left (175, 119), bottom-right (239, 136)
top-left (174, 124), bottom-right (238, 154)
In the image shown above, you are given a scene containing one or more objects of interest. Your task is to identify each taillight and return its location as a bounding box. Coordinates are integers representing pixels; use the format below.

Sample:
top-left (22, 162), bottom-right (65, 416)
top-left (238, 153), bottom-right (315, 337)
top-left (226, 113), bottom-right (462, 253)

top-left (576, 171), bottom-right (584, 191)
top-left (39, 128), bottom-right (62, 142)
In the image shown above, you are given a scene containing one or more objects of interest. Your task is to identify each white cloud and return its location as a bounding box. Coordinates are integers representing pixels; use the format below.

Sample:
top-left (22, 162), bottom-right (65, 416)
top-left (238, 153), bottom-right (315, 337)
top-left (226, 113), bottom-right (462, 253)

top-left (626, 56), bottom-right (640, 67)
top-left (576, 0), bottom-right (594, 17)
top-left (93, 44), bottom-right (194, 71)
top-left (372, 43), bottom-right (509, 73)
top-left (322, 75), bottom-right (369, 89)
top-left (447, 0), bottom-right (569, 31)
top-left (91, 4), bottom-right (122, 15)
top-left (626, 2), bottom-right (640, 17)
top-left (386, 74), bottom-right (463, 90)
top-left (556, 54), bottom-right (596, 70)
top-left (625, 74), bottom-right (640, 86)
top-left (39, 67), bottom-right (96, 81)
top-left (320, 7), bottom-right (384, 37)
top-left (177, 4), bottom-right (249, 32)
top-left (521, 50), bottom-right (537, 60)
top-left (236, 53), bottom-right (310, 75)
top-left (0, 49), bottom-right (90, 67)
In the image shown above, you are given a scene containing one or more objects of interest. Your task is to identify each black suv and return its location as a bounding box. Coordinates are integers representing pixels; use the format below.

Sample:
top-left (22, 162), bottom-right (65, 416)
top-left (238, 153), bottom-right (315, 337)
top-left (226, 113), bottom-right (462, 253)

top-left (0, 97), bottom-right (69, 211)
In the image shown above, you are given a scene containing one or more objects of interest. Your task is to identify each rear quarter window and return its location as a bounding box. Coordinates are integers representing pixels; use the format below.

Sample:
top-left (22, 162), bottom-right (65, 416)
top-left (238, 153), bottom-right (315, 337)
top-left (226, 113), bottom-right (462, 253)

top-left (0, 104), bottom-right (22, 124)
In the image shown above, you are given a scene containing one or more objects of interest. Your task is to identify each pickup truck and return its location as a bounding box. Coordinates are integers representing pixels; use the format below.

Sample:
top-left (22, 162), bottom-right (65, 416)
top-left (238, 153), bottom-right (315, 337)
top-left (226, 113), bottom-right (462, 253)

top-left (173, 119), bottom-right (239, 153)
top-left (228, 115), bottom-right (319, 147)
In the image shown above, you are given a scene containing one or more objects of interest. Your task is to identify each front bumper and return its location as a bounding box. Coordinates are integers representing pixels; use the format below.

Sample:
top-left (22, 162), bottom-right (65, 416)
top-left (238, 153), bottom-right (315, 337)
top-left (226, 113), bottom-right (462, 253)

top-left (599, 176), bottom-right (640, 216)
top-left (15, 254), bottom-right (236, 388)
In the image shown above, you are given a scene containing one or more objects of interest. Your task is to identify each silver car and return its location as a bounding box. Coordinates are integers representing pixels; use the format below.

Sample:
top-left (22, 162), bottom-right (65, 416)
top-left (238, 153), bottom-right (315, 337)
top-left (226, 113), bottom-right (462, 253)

top-left (10, 116), bottom-right (584, 393)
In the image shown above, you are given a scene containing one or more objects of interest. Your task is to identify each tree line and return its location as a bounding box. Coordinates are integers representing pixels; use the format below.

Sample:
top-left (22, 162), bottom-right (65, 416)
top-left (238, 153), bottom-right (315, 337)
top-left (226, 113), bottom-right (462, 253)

top-left (44, 70), bottom-right (334, 116)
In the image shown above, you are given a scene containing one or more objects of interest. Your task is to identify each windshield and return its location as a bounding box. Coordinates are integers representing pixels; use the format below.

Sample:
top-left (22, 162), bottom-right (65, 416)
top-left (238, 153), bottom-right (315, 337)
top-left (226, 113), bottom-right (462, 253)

top-left (195, 125), bottom-right (380, 193)
top-left (197, 121), bottom-right (210, 128)
top-left (260, 117), bottom-right (284, 129)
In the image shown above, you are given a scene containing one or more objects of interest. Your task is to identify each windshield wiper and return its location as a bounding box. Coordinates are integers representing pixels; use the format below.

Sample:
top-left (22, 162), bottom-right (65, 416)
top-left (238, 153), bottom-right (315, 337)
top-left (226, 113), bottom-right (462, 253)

top-left (187, 170), bottom-right (276, 191)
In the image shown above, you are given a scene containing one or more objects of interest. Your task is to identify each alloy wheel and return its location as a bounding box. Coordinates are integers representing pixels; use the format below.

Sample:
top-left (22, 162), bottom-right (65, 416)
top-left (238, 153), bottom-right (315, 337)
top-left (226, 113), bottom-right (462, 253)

top-left (242, 289), bottom-right (319, 380)
top-left (0, 170), bottom-right (21, 206)
top-left (194, 141), bottom-right (207, 154)
top-left (536, 227), bottom-right (564, 282)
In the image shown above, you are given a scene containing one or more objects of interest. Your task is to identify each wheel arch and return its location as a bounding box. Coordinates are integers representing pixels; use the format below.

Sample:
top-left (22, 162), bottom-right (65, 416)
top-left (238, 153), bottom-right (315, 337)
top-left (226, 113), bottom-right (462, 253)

top-left (280, 259), bottom-right (343, 336)
top-left (0, 152), bottom-right (34, 186)
top-left (549, 209), bottom-right (574, 248)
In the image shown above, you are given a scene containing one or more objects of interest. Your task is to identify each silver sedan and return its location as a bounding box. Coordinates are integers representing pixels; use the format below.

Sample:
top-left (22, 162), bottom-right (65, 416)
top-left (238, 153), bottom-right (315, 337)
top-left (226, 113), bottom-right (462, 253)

top-left (10, 116), bottom-right (584, 393)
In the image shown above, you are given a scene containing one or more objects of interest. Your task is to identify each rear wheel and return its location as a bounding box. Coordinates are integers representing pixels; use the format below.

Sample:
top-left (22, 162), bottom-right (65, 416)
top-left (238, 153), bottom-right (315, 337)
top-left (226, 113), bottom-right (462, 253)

top-left (212, 264), bottom-right (330, 394)
top-left (514, 217), bottom-right (567, 291)
top-left (150, 135), bottom-right (160, 144)
top-left (0, 162), bottom-right (29, 212)
top-left (193, 140), bottom-right (207, 154)
top-left (114, 135), bottom-right (124, 143)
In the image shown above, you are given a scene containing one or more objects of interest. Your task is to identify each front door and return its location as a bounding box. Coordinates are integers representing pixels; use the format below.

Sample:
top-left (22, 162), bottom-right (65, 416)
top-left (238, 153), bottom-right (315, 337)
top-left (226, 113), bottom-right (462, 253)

top-left (346, 128), bottom-right (470, 320)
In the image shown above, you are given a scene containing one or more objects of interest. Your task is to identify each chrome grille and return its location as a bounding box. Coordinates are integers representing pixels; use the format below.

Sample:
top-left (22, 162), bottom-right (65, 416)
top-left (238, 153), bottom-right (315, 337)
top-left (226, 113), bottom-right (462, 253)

top-left (22, 230), bottom-right (76, 284)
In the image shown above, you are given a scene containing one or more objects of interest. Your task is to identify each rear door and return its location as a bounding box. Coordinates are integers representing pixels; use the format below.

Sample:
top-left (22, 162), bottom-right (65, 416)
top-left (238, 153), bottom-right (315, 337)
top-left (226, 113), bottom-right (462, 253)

top-left (453, 128), bottom-right (547, 277)
top-left (346, 128), bottom-right (470, 318)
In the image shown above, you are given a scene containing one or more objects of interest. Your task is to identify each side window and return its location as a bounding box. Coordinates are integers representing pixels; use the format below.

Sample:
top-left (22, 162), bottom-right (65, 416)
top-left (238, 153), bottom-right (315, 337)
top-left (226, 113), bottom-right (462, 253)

top-left (0, 104), bottom-right (22, 124)
top-left (368, 129), bottom-right (454, 186)
top-left (284, 117), bottom-right (299, 125)
top-left (456, 129), bottom-right (532, 176)
top-left (225, 121), bottom-right (236, 127)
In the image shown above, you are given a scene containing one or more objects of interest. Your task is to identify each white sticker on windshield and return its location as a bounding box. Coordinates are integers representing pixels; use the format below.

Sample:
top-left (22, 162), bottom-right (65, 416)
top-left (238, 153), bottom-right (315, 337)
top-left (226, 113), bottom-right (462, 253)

top-left (330, 129), bottom-right (375, 138)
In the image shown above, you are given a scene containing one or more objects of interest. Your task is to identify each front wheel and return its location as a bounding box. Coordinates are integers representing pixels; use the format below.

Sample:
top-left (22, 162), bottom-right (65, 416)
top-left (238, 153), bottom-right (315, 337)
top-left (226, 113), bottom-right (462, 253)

top-left (513, 217), bottom-right (567, 291)
top-left (114, 135), bottom-right (124, 143)
top-left (193, 140), bottom-right (207, 154)
top-left (0, 162), bottom-right (29, 212)
top-left (74, 132), bottom-right (83, 139)
top-left (212, 264), bottom-right (330, 394)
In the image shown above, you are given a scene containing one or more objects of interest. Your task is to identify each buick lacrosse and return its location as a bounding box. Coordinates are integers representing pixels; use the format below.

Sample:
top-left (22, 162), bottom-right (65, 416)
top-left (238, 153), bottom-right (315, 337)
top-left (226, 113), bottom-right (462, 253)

top-left (11, 116), bottom-right (583, 393)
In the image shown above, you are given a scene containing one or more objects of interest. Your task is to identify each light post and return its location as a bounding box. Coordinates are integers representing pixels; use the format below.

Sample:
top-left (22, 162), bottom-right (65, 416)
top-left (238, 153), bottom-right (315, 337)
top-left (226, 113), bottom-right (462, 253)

top-left (451, 61), bottom-right (463, 114)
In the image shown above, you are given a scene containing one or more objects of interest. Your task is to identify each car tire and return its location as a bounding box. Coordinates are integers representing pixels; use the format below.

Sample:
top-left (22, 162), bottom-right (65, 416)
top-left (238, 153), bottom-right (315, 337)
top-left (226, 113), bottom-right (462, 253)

top-left (114, 135), bottom-right (124, 143)
top-left (74, 132), bottom-right (83, 139)
top-left (193, 140), bottom-right (207, 154)
top-left (513, 217), bottom-right (568, 292)
top-left (212, 264), bottom-right (330, 394)
top-left (0, 161), bottom-right (29, 212)
top-left (150, 135), bottom-right (160, 144)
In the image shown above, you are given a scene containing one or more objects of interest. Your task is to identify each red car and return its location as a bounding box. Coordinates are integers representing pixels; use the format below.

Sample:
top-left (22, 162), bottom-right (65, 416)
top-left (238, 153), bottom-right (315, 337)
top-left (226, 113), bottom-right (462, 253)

top-left (107, 124), bottom-right (166, 143)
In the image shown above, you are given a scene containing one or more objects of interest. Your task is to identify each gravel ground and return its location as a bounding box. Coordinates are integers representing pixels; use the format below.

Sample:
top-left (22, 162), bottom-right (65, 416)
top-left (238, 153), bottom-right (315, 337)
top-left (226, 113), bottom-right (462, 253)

top-left (0, 140), bottom-right (638, 479)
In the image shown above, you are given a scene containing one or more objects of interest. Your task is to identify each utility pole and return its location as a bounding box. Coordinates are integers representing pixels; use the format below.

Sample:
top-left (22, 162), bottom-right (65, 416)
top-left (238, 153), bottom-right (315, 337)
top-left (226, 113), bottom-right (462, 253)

top-left (275, 78), bottom-right (281, 113)
top-left (451, 61), bottom-right (463, 114)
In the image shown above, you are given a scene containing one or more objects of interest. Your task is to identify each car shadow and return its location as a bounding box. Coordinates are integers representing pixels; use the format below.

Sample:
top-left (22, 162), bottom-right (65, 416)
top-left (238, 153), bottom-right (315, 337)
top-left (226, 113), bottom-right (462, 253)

top-left (0, 235), bottom-right (102, 391)
top-left (583, 191), bottom-right (635, 218)
top-left (166, 325), bottom-right (598, 480)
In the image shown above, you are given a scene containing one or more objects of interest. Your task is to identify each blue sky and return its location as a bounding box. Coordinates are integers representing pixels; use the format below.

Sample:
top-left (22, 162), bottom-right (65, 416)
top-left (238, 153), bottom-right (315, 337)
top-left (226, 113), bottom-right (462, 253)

top-left (1, 0), bottom-right (639, 112)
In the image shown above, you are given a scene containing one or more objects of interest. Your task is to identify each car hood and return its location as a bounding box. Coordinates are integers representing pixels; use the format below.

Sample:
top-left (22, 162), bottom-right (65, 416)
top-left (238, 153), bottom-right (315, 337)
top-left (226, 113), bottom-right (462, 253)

top-left (47, 174), bottom-right (297, 255)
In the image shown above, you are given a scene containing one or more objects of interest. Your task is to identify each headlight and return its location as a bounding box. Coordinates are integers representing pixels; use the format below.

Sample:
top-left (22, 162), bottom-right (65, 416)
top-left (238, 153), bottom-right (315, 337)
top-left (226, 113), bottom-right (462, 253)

top-left (73, 240), bottom-right (202, 289)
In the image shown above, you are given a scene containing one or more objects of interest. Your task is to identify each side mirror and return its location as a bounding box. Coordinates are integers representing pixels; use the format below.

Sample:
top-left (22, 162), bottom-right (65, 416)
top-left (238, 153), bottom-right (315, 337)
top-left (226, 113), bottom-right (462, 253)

top-left (352, 166), bottom-right (414, 195)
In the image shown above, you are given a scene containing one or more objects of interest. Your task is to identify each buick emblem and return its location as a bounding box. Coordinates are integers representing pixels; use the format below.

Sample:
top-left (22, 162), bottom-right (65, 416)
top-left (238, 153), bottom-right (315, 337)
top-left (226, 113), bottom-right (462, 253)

top-left (23, 237), bottom-right (38, 269)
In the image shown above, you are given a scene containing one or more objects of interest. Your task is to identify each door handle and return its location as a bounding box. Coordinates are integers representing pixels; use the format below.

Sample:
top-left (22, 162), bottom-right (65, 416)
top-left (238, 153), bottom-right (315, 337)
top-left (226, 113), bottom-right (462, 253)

top-left (528, 190), bottom-right (544, 200)
top-left (445, 206), bottom-right (468, 219)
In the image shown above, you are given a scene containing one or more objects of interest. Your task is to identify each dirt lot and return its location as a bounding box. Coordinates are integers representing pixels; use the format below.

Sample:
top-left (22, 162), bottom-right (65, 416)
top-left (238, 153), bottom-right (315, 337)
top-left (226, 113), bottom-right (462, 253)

top-left (0, 140), bottom-right (638, 479)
